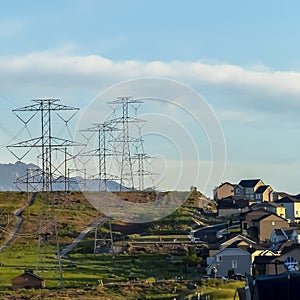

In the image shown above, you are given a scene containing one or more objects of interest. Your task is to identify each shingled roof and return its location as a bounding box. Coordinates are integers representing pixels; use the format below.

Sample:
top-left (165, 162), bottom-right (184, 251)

top-left (238, 179), bottom-right (262, 188)
top-left (255, 185), bottom-right (270, 193)
top-left (276, 196), bottom-right (300, 203)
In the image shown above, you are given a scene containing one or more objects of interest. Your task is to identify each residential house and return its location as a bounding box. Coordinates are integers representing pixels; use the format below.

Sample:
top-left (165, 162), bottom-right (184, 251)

top-left (272, 191), bottom-right (291, 201)
top-left (206, 247), bottom-right (251, 277)
top-left (213, 182), bottom-right (235, 201)
top-left (251, 213), bottom-right (289, 242)
top-left (12, 270), bottom-right (45, 290)
top-left (251, 248), bottom-right (278, 269)
top-left (250, 202), bottom-right (286, 219)
top-left (242, 209), bottom-right (273, 232)
top-left (254, 185), bottom-right (273, 203)
top-left (270, 227), bottom-right (300, 244)
top-left (234, 179), bottom-right (265, 201)
top-left (253, 244), bottom-right (300, 275)
top-left (275, 196), bottom-right (300, 223)
top-left (217, 196), bottom-right (249, 217)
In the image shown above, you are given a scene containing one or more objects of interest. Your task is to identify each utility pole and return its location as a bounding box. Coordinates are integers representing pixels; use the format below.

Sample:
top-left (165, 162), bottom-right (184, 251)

top-left (7, 99), bottom-right (82, 287)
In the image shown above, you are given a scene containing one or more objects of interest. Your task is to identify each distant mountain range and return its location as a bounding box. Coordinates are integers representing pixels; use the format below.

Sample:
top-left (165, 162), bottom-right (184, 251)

top-left (0, 161), bottom-right (128, 192)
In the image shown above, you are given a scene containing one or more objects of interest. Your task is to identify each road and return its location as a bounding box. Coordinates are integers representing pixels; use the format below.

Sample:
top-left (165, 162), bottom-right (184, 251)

top-left (191, 221), bottom-right (240, 244)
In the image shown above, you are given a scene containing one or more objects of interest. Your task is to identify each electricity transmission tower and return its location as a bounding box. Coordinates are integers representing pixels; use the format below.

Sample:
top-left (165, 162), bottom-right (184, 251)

top-left (78, 96), bottom-right (155, 192)
top-left (108, 96), bottom-right (146, 190)
top-left (80, 122), bottom-right (118, 191)
top-left (7, 99), bottom-right (81, 191)
top-left (7, 98), bottom-right (82, 286)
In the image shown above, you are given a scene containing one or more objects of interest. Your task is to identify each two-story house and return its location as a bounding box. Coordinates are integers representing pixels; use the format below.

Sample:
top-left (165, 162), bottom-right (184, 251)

top-left (242, 209), bottom-right (271, 231)
top-left (234, 179), bottom-right (265, 201)
top-left (275, 196), bottom-right (300, 223)
top-left (253, 244), bottom-right (300, 275)
top-left (206, 247), bottom-right (251, 277)
top-left (251, 213), bottom-right (289, 242)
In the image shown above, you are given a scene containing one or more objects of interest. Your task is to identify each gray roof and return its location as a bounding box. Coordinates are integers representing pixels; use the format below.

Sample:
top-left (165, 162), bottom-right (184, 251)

top-left (218, 197), bottom-right (249, 209)
top-left (239, 179), bottom-right (262, 188)
top-left (251, 202), bottom-right (282, 209)
top-left (252, 212), bottom-right (287, 223)
top-left (274, 229), bottom-right (285, 236)
top-left (276, 196), bottom-right (300, 203)
top-left (255, 185), bottom-right (270, 193)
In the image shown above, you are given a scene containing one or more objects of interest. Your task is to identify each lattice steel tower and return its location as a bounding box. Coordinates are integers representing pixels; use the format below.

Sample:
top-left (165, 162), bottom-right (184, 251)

top-left (80, 122), bottom-right (118, 191)
top-left (7, 99), bottom-right (81, 191)
top-left (108, 96), bottom-right (145, 190)
top-left (7, 99), bottom-right (82, 286)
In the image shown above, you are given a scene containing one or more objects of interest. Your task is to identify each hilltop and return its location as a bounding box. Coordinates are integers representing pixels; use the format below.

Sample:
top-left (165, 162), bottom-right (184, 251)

top-left (0, 190), bottom-right (234, 300)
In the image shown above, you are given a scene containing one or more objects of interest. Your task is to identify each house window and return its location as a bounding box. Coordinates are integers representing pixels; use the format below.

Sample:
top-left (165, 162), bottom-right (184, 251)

top-left (255, 194), bottom-right (260, 199)
top-left (232, 260), bottom-right (238, 269)
top-left (236, 188), bottom-right (240, 193)
top-left (296, 211), bottom-right (299, 215)
top-left (216, 255), bottom-right (222, 262)
top-left (272, 221), bottom-right (275, 226)
top-left (245, 188), bottom-right (252, 194)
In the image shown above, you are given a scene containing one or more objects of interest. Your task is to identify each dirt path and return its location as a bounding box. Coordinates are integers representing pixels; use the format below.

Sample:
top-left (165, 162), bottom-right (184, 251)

top-left (59, 217), bottom-right (106, 257)
top-left (0, 192), bottom-right (37, 252)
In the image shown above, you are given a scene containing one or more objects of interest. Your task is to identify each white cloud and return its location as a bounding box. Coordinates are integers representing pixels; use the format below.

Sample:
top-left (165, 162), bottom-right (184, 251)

top-left (1, 51), bottom-right (300, 114)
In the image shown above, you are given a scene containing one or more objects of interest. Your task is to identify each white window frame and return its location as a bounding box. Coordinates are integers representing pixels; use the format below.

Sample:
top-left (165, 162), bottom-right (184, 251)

top-left (216, 255), bottom-right (222, 262)
top-left (232, 260), bottom-right (238, 269)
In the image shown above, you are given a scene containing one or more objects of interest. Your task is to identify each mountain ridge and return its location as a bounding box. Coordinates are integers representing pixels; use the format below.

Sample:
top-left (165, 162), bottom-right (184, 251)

top-left (0, 161), bottom-right (128, 192)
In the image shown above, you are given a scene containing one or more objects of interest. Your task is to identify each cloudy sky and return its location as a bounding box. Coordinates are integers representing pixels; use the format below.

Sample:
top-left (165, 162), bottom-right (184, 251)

top-left (1, 0), bottom-right (300, 195)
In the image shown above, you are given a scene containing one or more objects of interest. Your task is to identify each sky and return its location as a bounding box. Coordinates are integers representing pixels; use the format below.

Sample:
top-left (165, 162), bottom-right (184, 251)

top-left (1, 0), bottom-right (300, 195)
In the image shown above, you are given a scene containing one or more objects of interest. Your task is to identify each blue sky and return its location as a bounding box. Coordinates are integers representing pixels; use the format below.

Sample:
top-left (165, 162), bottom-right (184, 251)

top-left (1, 0), bottom-right (300, 195)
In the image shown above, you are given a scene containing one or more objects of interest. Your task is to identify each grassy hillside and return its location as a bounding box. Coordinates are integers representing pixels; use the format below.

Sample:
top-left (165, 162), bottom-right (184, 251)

top-left (0, 191), bottom-right (242, 299)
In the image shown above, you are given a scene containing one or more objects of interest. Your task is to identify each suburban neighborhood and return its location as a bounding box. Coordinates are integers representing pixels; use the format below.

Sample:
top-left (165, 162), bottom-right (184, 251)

top-left (207, 178), bottom-right (300, 297)
top-left (0, 176), bottom-right (298, 299)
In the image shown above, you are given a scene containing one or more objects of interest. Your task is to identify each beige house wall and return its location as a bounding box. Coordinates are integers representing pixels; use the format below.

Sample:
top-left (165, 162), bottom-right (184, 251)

top-left (261, 186), bottom-right (273, 202)
top-left (275, 206), bottom-right (286, 219)
top-left (259, 215), bottom-right (289, 242)
top-left (216, 183), bottom-right (234, 200)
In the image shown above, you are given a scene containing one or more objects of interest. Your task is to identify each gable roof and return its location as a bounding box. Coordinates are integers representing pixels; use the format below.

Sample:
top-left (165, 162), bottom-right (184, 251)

top-left (238, 179), bottom-right (262, 188)
top-left (273, 229), bottom-right (285, 237)
top-left (12, 270), bottom-right (44, 282)
top-left (218, 182), bottom-right (236, 188)
top-left (243, 208), bottom-right (272, 217)
top-left (214, 247), bottom-right (250, 257)
top-left (275, 196), bottom-right (300, 203)
top-left (254, 255), bottom-right (279, 264)
top-left (221, 234), bottom-right (256, 246)
top-left (250, 202), bottom-right (283, 210)
top-left (255, 185), bottom-right (270, 193)
top-left (275, 192), bottom-right (291, 198)
top-left (281, 243), bottom-right (300, 255)
top-left (252, 212), bottom-right (287, 223)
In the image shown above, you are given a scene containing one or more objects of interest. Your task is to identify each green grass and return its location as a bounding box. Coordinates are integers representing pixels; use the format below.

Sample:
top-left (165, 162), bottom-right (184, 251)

top-left (0, 191), bottom-right (243, 299)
